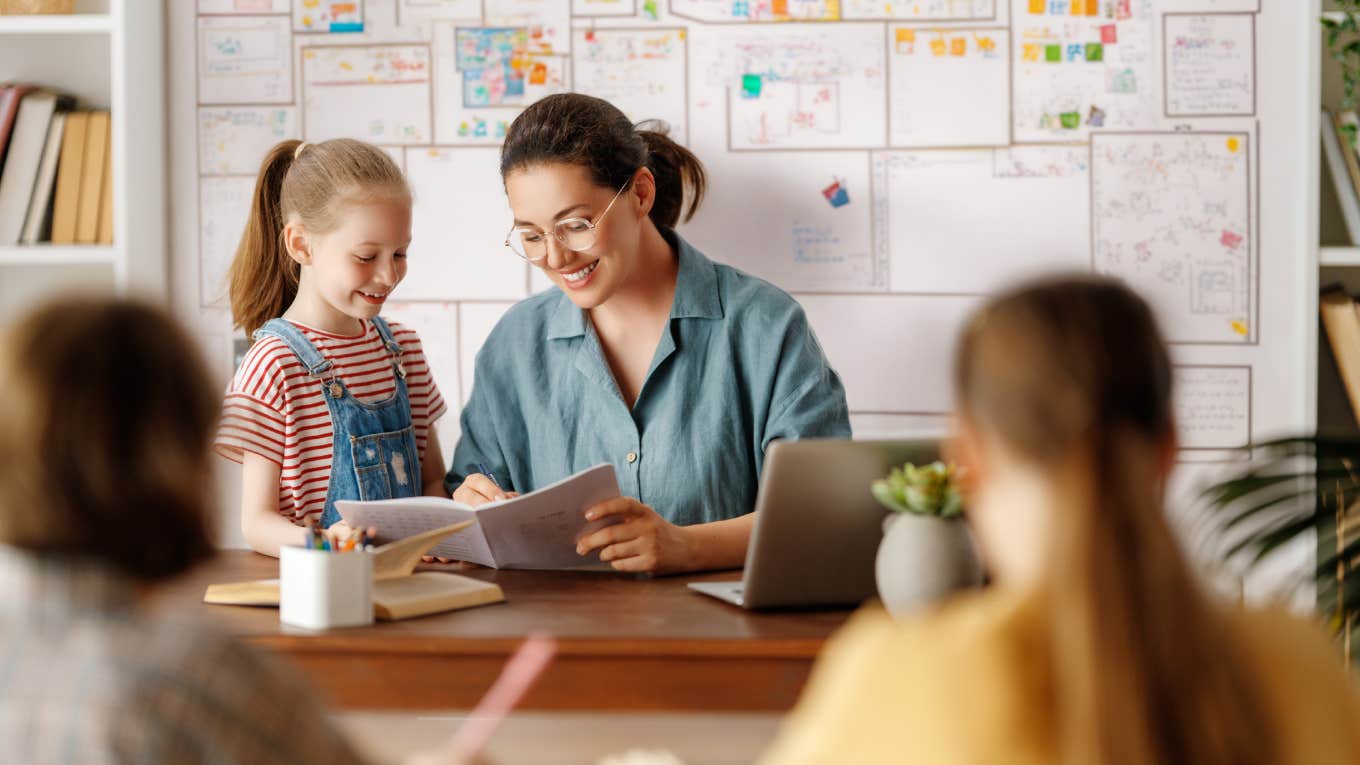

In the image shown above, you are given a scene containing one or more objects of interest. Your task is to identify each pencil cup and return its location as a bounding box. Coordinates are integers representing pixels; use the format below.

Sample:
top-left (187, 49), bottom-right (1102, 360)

top-left (279, 546), bottom-right (373, 629)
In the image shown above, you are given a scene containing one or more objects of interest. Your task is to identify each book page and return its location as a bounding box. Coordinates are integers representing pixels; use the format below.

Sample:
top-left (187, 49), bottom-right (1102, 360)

top-left (337, 499), bottom-right (495, 565)
top-left (474, 463), bottom-right (623, 571)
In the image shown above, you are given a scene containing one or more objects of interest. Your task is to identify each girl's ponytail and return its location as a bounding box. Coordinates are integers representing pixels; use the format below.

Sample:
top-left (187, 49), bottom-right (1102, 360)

top-left (638, 129), bottom-right (706, 229)
top-left (228, 140), bottom-right (302, 338)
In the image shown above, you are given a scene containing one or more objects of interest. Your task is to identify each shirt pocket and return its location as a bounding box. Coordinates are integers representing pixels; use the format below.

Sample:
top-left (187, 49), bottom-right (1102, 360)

top-left (349, 427), bottom-right (419, 501)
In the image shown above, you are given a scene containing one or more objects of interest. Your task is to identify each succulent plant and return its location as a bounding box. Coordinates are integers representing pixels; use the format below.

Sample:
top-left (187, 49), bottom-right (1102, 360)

top-left (871, 461), bottom-right (963, 519)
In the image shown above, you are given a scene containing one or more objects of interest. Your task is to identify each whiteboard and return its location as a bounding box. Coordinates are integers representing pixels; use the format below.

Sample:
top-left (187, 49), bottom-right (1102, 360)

top-left (171, 0), bottom-right (1318, 598)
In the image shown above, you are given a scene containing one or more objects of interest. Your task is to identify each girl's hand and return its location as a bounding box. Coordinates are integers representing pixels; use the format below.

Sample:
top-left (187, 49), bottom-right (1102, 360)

top-left (453, 474), bottom-right (518, 507)
top-left (575, 498), bottom-right (697, 575)
top-left (325, 520), bottom-right (356, 548)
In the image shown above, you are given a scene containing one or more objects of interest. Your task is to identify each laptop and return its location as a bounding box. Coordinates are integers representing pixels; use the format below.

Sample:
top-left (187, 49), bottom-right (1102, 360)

top-left (688, 438), bottom-right (939, 610)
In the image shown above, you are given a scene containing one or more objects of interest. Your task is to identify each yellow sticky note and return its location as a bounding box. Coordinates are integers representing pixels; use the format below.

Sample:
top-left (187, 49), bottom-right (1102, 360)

top-left (1227, 137), bottom-right (1241, 153)
top-left (1028, 0), bottom-right (1046, 12)
top-left (1231, 320), bottom-right (1248, 336)
top-left (950, 37), bottom-right (967, 56)
top-left (340, 60), bottom-right (353, 71)
top-left (930, 37), bottom-right (947, 56)
top-left (896, 28), bottom-right (916, 44)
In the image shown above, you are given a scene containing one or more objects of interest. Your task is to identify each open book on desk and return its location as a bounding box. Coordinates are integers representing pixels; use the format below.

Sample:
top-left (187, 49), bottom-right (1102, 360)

top-left (336, 463), bottom-right (623, 571)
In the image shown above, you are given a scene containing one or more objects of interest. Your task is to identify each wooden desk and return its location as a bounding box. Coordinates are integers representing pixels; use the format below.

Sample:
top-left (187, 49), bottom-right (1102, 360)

top-left (161, 551), bottom-right (852, 712)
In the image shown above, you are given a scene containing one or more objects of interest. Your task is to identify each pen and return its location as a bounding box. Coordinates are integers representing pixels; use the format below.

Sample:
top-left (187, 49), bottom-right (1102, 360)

top-left (476, 462), bottom-right (502, 489)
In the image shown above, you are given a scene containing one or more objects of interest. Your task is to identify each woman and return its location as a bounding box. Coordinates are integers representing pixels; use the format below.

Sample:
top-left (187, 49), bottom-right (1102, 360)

top-left (761, 276), bottom-right (1360, 764)
top-left (447, 94), bottom-right (851, 575)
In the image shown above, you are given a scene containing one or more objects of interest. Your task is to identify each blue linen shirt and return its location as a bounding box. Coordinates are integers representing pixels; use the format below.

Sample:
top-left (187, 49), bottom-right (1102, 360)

top-left (446, 231), bottom-right (851, 527)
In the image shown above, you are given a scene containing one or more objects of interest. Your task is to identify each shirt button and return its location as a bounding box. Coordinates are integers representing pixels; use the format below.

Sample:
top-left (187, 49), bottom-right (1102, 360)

top-left (626, 452), bottom-right (638, 464)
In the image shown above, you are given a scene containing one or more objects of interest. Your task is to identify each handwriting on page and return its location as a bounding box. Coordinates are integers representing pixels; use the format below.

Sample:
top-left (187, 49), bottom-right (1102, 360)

top-left (1165, 13), bottom-right (1255, 117)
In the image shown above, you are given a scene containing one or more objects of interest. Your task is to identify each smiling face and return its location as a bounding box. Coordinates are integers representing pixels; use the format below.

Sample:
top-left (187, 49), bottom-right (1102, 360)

top-left (504, 162), bottom-right (648, 311)
top-left (287, 196), bottom-right (412, 333)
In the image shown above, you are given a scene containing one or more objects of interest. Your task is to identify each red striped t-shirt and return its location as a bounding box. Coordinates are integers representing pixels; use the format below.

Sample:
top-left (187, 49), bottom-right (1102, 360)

top-left (214, 318), bottom-right (448, 524)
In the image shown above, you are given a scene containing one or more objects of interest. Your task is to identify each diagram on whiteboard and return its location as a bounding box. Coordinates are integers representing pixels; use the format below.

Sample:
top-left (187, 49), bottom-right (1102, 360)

top-left (1091, 131), bottom-right (1253, 344)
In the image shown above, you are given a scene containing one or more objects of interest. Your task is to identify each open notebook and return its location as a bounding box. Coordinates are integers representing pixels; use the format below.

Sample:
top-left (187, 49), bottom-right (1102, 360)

top-left (204, 522), bottom-right (505, 620)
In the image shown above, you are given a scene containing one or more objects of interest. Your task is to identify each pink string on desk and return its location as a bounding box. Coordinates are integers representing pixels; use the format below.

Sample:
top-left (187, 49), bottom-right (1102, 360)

top-left (445, 632), bottom-right (558, 762)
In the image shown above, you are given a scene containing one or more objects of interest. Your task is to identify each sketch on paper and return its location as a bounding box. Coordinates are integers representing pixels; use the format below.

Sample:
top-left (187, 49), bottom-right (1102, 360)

top-left (1092, 132), bottom-right (1253, 344)
top-left (198, 16), bottom-right (292, 104)
top-left (302, 45), bottom-right (432, 143)
top-left (1165, 13), bottom-right (1255, 117)
top-left (574, 28), bottom-right (688, 144)
top-left (199, 107), bottom-right (297, 175)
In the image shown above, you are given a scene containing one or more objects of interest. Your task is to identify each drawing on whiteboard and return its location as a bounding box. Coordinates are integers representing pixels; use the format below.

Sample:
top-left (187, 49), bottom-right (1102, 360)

top-left (1173, 365), bottom-right (1251, 449)
top-left (199, 107), bottom-right (297, 175)
top-left (574, 28), bottom-right (688, 144)
top-left (1091, 132), bottom-right (1252, 344)
top-left (1012, 0), bottom-right (1158, 142)
top-left (198, 0), bottom-right (290, 13)
top-left (716, 25), bottom-right (887, 150)
top-left (197, 16), bottom-right (292, 104)
top-left (199, 177), bottom-right (254, 307)
top-left (1164, 13), bottom-right (1255, 117)
top-left (670, 0), bottom-right (839, 23)
top-left (889, 26), bottom-right (1008, 148)
top-left (302, 45), bottom-right (432, 143)
top-left (485, 0), bottom-right (570, 55)
top-left (842, 0), bottom-right (995, 20)
top-left (873, 148), bottom-right (1089, 294)
top-left (454, 28), bottom-right (567, 109)
top-left (295, 0), bottom-right (365, 33)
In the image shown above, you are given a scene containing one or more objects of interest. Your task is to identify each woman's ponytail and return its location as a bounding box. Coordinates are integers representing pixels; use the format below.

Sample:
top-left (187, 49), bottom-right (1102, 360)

top-left (639, 129), bottom-right (706, 229)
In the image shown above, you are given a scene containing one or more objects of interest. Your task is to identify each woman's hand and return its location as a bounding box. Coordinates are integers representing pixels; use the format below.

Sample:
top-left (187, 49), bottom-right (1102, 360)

top-left (575, 498), bottom-right (698, 575)
top-left (453, 473), bottom-right (518, 507)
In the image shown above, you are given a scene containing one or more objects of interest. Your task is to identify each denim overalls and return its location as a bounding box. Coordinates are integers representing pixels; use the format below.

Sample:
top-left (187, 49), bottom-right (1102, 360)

top-left (254, 317), bottom-right (421, 528)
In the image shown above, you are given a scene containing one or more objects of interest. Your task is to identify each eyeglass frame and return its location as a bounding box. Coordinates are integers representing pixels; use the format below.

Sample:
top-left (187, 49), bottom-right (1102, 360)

top-left (503, 178), bottom-right (633, 263)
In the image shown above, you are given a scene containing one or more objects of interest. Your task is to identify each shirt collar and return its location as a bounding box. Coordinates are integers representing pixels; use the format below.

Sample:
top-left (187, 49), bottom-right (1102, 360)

top-left (545, 230), bottom-right (724, 340)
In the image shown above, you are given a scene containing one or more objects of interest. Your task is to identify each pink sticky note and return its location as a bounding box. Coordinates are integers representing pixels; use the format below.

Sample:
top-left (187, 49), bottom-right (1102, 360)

top-left (1101, 24), bottom-right (1117, 44)
top-left (1220, 230), bottom-right (1243, 250)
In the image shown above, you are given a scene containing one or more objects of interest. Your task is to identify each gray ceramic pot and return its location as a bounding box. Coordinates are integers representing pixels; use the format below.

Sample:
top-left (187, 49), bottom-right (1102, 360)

top-left (874, 512), bottom-right (984, 619)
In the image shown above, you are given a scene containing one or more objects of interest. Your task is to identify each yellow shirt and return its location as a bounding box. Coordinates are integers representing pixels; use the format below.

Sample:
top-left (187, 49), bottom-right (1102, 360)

top-left (761, 589), bottom-right (1360, 765)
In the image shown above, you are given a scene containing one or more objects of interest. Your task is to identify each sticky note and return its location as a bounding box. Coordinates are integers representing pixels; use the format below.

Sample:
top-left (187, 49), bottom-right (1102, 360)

top-left (1046, 44), bottom-right (1062, 62)
top-left (895, 27), bottom-right (916, 54)
top-left (1086, 42), bottom-right (1103, 62)
top-left (1227, 137), bottom-right (1241, 153)
top-left (1101, 24), bottom-right (1117, 44)
top-left (741, 74), bottom-right (762, 98)
top-left (1060, 111), bottom-right (1081, 129)
top-left (1022, 43), bottom-right (1041, 62)
top-left (1067, 43), bottom-right (1085, 62)
top-left (1070, 0), bottom-right (1085, 14)
top-left (772, 0), bottom-right (788, 15)
top-left (950, 37), bottom-right (967, 56)
top-left (644, 0), bottom-right (658, 19)
top-left (822, 181), bottom-right (849, 208)
top-left (976, 35), bottom-right (997, 55)
top-left (1231, 320), bottom-right (1248, 336)
top-left (1220, 230), bottom-right (1243, 249)
top-left (330, 21), bottom-right (363, 33)
top-left (1028, 0), bottom-right (1045, 11)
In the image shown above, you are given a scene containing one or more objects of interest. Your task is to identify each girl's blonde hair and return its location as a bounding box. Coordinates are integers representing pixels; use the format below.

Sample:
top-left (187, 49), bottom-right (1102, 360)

top-left (0, 296), bottom-right (219, 581)
top-left (227, 138), bottom-right (410, 337)
top-left (954, 276), bottom-right (1277, 765)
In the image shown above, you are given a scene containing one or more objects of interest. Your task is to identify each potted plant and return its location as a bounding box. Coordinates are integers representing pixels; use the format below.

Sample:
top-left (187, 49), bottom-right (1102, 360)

top-left (870, 461), bottom-right (983, 619)
top-left (1200, 436), bottom-right (1359, 666)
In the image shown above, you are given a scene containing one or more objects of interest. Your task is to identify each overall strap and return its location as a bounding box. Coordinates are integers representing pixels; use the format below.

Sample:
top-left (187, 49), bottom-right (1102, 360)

top-left (253, 318), bottom-right (333, 376)
top-left (369, 315), bottom-right (407, 379)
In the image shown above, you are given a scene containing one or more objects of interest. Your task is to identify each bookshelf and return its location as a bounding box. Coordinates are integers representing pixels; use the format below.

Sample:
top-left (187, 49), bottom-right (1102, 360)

top-left (0, 0), bottom-right (165, 323)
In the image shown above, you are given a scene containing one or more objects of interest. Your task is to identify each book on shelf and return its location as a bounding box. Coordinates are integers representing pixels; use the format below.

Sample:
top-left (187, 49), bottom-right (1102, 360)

top-left (74, 109), bottom-right (107, 245)
top-left (0, 90), bottom-right (73, 245)
top-left (0, 85), bottom-right (36, 178)
top-left (18, 111), bottom-right (65, 244)
top-left (1320, 285), bottom-right (1360, 431)
top-left (49, 110), bottom-right (86, 244)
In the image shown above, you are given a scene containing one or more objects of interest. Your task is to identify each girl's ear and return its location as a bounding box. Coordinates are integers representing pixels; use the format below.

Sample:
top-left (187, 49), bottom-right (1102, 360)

top-left (283, 220), bottom-right (311, 266)
top-left (630, 166), bottom-right (656, 218)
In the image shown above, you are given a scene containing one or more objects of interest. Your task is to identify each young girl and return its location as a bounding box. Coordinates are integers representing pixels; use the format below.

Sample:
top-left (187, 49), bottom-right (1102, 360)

top-left (761, 277), bottom-right (1360, 764)
top-left (217, 138), bottom-right (448, 557)
top-left (0, 296), bottom-right (368, 764)
top-left (447, 94), bottom-right (850, 575)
